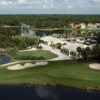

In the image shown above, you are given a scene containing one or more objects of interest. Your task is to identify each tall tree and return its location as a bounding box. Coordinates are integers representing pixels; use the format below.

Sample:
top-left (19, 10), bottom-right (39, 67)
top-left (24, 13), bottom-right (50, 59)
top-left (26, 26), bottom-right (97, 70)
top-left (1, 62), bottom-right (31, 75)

top-left (77, 47), bottom-right (82, 59)
top-left (85, 47), bottom-right (91, 61)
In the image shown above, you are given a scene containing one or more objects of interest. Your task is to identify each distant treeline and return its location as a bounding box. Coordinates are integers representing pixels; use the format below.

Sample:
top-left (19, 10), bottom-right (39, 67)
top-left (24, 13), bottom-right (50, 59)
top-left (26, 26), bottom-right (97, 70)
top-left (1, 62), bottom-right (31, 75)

top-left (0, 15), bottom-right (100, 28)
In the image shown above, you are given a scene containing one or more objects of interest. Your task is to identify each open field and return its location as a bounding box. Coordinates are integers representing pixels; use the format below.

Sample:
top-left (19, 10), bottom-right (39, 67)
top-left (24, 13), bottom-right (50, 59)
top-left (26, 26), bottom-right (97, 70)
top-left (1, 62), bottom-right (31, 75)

top-left (0, 61), bottom-right (100, 88)
top-left (18, 50), bottom-right (58, 59)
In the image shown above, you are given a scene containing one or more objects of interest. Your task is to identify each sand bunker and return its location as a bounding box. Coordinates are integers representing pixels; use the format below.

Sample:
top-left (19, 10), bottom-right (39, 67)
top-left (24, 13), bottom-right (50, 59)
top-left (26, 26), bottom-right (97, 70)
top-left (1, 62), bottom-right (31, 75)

top-left (7, 62), bottom-right (48, 70)
top-left (89, 63), bottom-right (100, 70)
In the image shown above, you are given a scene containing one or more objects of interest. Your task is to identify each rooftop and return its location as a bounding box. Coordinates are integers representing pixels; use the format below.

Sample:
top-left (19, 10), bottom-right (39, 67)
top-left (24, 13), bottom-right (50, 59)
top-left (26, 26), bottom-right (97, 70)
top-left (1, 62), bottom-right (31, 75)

top-left (41, 36), bottom-right (67, 44)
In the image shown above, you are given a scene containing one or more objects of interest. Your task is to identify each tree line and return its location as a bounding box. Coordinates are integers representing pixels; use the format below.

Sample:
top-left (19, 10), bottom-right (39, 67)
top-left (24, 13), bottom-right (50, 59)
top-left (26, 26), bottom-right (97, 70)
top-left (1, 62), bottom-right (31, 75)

top-left (77, 32), bottom-right (100, 61)
top-left (0, 15), bottom-right (100, 28)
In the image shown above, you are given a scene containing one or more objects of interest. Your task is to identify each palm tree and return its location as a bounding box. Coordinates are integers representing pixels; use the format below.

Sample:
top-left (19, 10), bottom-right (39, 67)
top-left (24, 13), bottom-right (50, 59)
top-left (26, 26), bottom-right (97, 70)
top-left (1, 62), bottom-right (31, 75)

top-left (92, 44), bottom-right (100, 61)
top-left (81, 48), bottom-right (86, 61)
top-left (85, 47), bottom-right (91, 61)
top-left (90, 50), bottom-right (95, 61)
top-left (77, 47), bottom-right (82, 59)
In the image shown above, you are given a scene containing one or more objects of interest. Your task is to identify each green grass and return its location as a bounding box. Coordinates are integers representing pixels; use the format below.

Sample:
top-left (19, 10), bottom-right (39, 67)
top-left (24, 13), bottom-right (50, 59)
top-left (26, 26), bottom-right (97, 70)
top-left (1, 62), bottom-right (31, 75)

top-left (17, 35), bottom-right (32, 39)
top-left (31, 45), bottom-right (37, 48)
top-left (0, 61), bottom-right (100, 88)
top-left (63, 28), bottom-right (100, 31)
top-left (20, 62), bottom-right (35, 66)
top-left (17, 50), bottom-right (58, 59)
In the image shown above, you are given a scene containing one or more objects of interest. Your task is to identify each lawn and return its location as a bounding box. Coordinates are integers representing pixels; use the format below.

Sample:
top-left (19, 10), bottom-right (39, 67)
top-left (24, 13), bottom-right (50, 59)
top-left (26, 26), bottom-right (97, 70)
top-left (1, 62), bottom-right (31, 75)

top-left (0, 61), bottom-right (100, 88)
top-left (17, 35), bottom-right (32, 39)
top-left (18, 50), bottom-right (58, 59)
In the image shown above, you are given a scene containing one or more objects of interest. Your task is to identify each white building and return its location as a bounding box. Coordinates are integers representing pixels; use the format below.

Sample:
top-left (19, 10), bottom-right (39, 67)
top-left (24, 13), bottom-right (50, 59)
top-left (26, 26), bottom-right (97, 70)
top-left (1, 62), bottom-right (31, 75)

top-left (40, 36), bottom-right (96, 58)
top-left (40, 36), bottom-right (66, 45)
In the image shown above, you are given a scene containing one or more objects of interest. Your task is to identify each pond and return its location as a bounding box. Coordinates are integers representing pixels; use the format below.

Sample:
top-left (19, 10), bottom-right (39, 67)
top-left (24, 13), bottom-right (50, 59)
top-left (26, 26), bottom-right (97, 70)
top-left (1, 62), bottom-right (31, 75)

top-left (21, 28), bottom-right (100, 38)
top-left (0, 85), bottom-right (100, 100)
top-left (0, 55), bottom-right (11, 64)
top-left (21, 28), bottom-right (67, 37)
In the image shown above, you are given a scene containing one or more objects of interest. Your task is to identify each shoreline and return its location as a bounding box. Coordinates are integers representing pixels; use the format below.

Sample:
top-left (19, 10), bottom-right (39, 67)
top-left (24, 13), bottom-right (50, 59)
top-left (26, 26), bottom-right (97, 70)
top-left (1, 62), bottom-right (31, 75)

top-left (30, 27), bottom-right (100, 31)
top-left (0, 82), bottom-right (99, 92)
top-left (0, 53), bottom-right (15, 62)
top-left (63, 28), bottom-right (100, 31)
top-left (30, 28), bottom-right (63, 31)
top-left (1, 26), bottom-right (100, 31)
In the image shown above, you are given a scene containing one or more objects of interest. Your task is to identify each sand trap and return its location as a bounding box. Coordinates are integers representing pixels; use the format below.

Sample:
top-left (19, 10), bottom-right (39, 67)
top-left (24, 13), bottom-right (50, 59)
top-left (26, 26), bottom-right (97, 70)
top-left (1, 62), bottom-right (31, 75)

top-left (89, 63), bottom-right (100, 70)
top-left (7, 62), bottom-right (48, 70)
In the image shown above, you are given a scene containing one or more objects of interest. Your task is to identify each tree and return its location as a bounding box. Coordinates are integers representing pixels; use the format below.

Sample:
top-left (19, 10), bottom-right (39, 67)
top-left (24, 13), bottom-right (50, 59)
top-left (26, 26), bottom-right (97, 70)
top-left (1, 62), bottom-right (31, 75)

top-left (92, 44), bottom-right (100, 61)
top-left (56, 43), bottom-right (61, 49)
top-left (85, 47), bottom-right (91, 61)
top-left (77, 47), bottom-right (82, 59)
top-left (81, 48), bottom-right (86, 61)
top-left (95, 33), bottom-right (100, 44)
top-left (19, 41), bottom-right (27, 49)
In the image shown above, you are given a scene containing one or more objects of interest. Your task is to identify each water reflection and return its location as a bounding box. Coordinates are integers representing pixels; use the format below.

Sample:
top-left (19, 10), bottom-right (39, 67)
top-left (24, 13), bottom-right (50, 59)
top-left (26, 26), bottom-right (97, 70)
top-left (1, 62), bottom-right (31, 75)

top-left (0, 85), bottom-right (100, 100)
top-left (21, 28), bottom-right (67, 37)
top-left (21, 28), bottom-right (99, 38)
top-left (35, 86), bottom-right (59, 100)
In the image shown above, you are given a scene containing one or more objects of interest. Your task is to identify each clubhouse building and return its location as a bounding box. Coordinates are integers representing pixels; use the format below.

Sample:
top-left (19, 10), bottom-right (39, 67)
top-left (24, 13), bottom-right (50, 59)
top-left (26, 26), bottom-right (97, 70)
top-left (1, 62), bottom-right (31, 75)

top-left (40, 36), bottom-right (95, 59)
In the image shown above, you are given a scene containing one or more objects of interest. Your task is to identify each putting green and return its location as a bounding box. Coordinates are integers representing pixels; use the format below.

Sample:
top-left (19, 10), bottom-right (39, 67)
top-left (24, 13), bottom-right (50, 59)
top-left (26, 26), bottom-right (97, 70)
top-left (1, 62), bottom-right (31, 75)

top-left (0, 61), bottom-right (100, 87)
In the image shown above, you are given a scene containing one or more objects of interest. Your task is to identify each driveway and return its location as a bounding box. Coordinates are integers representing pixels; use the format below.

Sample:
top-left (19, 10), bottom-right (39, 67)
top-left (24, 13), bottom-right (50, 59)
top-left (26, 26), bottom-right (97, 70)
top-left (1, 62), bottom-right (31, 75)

top-left (40, 44), bottom-right (72, 61)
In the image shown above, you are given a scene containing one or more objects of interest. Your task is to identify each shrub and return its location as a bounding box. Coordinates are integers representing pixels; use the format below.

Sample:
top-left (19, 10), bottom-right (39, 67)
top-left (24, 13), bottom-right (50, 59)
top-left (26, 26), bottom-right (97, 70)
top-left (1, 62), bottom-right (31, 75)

top-left (63, 43), bottom-right (67, 45)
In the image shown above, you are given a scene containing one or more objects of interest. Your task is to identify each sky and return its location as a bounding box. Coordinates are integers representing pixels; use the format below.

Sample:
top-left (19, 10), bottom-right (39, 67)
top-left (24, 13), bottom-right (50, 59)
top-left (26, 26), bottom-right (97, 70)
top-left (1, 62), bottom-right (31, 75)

top-left (0, 0), bottom-right (100, 14)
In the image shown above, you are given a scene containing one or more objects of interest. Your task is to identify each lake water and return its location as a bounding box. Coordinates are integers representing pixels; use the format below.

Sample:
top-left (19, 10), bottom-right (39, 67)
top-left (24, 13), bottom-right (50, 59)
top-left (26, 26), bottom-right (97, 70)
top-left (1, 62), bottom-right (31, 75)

top-left (0, 85), bottom-right (100, 100)
top-left (21, 28), bottom-right (67, 37)
top-left (21, 28), bottom-right (99, 38)
top-left (0, 55), bottom-right (11, 64)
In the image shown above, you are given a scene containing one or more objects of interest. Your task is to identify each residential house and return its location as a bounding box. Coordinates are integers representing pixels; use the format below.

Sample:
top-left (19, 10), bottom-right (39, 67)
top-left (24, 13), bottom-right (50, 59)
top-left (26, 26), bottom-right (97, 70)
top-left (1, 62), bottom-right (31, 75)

top-left (87, 23), bottom-right (93, 27)
top-left (95, 23), bottom-right (100, 28)
top-left (69, 23), bottom-right (79, 28)
top-left (89, 24), bottom-right (97, 29)
top-left (79, 23), bottom-right (86, 29)
top-left (69, 23), bottom-right (74, 27)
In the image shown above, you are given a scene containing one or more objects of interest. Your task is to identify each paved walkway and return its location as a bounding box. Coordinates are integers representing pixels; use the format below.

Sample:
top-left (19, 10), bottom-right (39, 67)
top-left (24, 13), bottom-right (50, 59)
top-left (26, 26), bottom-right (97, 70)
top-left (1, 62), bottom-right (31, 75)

top-left (41, 44), bottom-right (72, 61)
top-left (1, 60), bottom-right (46, 67)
